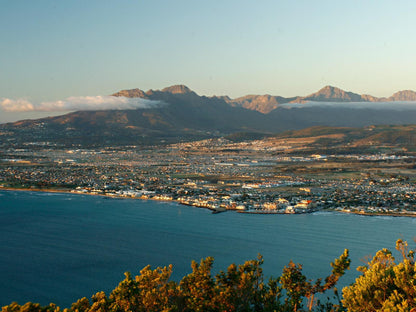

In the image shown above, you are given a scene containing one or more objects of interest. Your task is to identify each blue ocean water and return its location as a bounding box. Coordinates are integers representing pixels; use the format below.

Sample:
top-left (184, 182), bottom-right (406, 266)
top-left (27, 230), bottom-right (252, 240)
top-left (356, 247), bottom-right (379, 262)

top-left (1, 190), bottom-right (415, 307)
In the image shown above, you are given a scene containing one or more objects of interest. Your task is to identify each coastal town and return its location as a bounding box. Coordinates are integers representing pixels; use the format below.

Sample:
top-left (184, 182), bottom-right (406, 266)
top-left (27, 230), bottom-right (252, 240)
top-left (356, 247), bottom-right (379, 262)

top-left (1, 137), bottom-right (416, 217)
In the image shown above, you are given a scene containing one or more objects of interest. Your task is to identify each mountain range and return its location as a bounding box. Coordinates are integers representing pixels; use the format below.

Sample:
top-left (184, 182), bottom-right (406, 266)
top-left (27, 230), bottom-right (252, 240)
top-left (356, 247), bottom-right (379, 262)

top-left (224, 85), bottom-right (416, 113)
top-left (112, 85), bottom-right (416, 114)
top-left (1, 85), bottom-right (416, 147)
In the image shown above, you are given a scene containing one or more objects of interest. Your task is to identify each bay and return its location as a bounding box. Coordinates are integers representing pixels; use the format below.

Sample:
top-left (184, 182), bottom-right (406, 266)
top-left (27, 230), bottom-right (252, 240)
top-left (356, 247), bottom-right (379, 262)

top-left (0, 190), bottom-right (415, 307)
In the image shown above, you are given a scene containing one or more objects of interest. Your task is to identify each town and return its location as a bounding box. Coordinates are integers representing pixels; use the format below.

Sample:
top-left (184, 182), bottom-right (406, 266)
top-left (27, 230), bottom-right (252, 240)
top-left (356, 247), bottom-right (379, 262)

top-left (1, 136), bottom-right (416, 217)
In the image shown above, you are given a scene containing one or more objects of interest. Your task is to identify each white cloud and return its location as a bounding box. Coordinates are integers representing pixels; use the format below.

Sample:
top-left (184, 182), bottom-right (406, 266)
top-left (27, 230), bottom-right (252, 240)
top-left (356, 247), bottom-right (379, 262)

top-left (282, 101), bottom-right (416, 111)
top-left (0, 96), bottom-right (164, 112)
top-left (0, 98), bottom-right (35, 112)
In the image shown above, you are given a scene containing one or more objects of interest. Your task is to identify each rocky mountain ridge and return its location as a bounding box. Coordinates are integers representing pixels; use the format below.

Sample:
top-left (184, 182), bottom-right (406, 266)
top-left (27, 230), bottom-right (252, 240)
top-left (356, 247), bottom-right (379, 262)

top-left (1, 84), bottom-right (416, 147)
top-left (231, 86), bottom-right (416, 112)
top-left (298, 86), bottom-right (416, 103)
top-left (114, 85), bottom-right (416, 114)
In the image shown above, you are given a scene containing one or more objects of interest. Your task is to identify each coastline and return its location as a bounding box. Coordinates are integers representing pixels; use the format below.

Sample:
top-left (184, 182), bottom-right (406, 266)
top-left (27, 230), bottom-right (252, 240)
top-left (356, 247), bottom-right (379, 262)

top-left (1, 186), bottom-right (416, 218)
top-left (0, 186), bottom-right (225, 213)
top-left (337, 209), bottom-right (416, 218)
top-left (0, 186), bottom-right (109, 197)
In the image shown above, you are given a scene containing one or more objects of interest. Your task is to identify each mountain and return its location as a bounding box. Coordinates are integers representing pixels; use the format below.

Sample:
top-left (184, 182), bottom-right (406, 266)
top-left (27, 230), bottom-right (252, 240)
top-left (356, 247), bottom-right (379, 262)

top-left (0, 85), bottom-right (277, 147)
top-left (294, 86), bottom-right (365, 103)
top-left (112, 88), bottom-right (148, 98)
top-left (112, 85), bottom-right (195, 97)
top-left (226, 94), bottom-right (296, 114)
top-left (215, 86), bottom-right (416, 113)
top-left (293, 86), bottom-right (416, 104)
top-left (1, 84), bottom-right (416, 148)
top-left (161, 84), bottom-right (193, 94)
top-left (388, 90), bottom-right (416, 102)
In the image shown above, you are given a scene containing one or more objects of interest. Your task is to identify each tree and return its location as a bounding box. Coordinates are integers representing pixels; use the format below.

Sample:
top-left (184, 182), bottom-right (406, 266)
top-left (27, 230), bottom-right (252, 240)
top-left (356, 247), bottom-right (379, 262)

top-left (108, 265), bottom-right (176, 312)
top-left (342, 239), bottom-right (416, 312)
top-left (178, 257), bottom-right (217, 311)
top-left (280, 249), bottom-right (350, 311)
top-left (71, 297), bottom-right (90, 312)
top-left (1, 302), bottom-right (59, 312)
top-left (1, 251), bottom-right (351, 312)
top-left (215, 255), bottom-right (281, 311)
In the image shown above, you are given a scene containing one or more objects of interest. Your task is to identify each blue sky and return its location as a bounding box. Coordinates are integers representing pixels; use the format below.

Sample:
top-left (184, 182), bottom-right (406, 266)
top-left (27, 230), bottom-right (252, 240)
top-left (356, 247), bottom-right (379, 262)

top-left (1, 0), bottom-right (416, 122)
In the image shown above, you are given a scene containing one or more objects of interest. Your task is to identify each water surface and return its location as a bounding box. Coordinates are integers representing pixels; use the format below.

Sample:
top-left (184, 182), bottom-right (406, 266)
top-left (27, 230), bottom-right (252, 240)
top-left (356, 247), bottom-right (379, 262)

top-left (1, 190), bottom-right (415, 307)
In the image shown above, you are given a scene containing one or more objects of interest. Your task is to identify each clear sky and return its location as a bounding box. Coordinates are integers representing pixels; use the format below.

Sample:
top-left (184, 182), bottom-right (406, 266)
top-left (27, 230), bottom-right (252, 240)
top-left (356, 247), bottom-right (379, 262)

top-left (1, 0), bottom-right (416, 123)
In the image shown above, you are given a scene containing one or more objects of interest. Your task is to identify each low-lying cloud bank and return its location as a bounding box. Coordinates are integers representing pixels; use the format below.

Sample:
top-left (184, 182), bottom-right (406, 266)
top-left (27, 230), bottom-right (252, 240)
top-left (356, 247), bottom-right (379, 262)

top-left (282, 101), bottom-right (416, 110)
top-left (0, 96), bottom-right (164, 112)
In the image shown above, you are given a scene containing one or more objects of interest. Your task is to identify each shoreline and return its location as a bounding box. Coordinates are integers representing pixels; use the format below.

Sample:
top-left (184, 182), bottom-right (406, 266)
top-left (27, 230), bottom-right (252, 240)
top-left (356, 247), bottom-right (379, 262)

top-left (337, 209), bottom-right (416, 218)
top-left (0, 186), bottom-right (109, 197)
top-left (1, 186), bottom-right (416, 218)
top-left (0, 186), bottom-right (224, 213)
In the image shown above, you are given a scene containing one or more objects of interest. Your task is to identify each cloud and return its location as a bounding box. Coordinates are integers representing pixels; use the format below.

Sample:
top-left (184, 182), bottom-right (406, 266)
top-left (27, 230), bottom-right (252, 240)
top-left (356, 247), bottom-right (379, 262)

top-left (0, 98), bottom-right (35, 112)
top-left (282, 101), bottom-right (416, 111)
top-left (0, 96), bottom-right (164, 112)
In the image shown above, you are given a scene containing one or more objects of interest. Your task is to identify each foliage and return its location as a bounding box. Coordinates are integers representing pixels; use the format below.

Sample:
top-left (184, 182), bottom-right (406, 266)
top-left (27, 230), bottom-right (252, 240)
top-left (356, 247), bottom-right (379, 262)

top-left (7, 240), bottom-right (416, 311)
top-left (2, 249), bottom-right (350, 312)
top-left (342, 239), bottom-right (416, 311)
top-left (280, 249), bottom-right (350, 311)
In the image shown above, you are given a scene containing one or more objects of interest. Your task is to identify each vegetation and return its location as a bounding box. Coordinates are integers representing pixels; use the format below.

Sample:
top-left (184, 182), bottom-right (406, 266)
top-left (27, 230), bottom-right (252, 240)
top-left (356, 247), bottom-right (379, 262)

top-left (4, 241), bottom-right (416, 311)
top-left (342, 239), bottom-right (416, 311)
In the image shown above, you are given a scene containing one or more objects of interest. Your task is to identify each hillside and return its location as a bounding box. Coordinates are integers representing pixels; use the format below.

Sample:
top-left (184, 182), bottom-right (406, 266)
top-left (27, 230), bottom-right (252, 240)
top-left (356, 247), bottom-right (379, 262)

top-left (270, 125), bottom-right (416, 153)
top-left (1, 85), bottom-right (416, 148)
top-left (0, 86), bottom-right (275, 146)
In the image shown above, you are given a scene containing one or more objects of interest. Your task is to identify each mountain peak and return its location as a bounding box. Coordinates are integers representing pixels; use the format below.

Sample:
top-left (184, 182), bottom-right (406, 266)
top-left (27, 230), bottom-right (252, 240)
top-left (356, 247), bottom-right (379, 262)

top-left (161, 85), bottom-right (193, 94)
top-left (316, 85), bottom-right (349, 96)
top-left (112, 88), bottom-right (147, 98)
top-left (320, 85), bottom-right (342, 92)
top-left (388, 90), bottom-right (416, 101)
top-left (303, 85), bottom-right (363, 102)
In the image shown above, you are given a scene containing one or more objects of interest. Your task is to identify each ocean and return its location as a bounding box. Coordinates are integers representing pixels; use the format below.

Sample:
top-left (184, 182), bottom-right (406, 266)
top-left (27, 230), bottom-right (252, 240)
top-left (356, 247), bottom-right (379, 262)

top-left (1, 190), bottom-right (415, 307)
